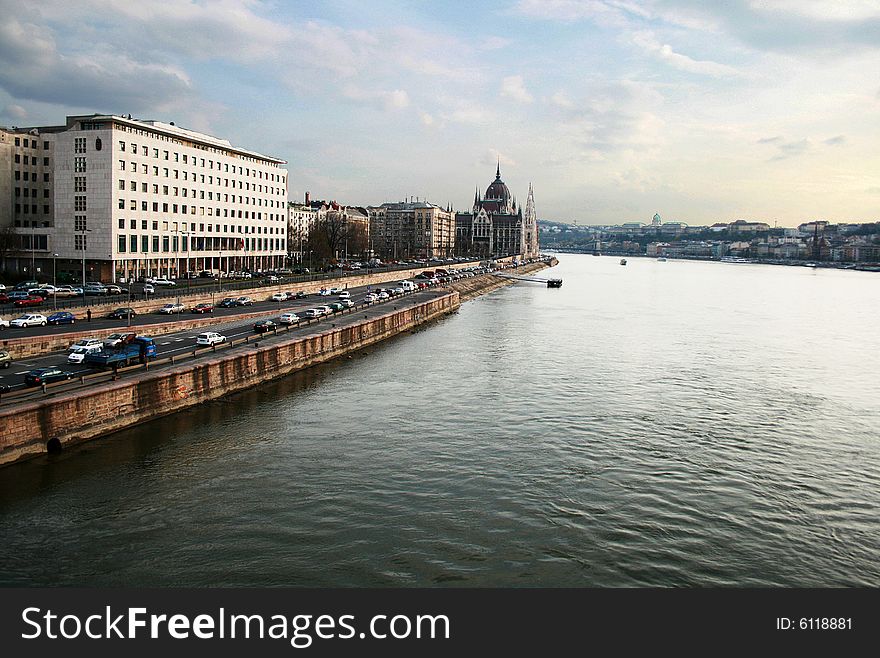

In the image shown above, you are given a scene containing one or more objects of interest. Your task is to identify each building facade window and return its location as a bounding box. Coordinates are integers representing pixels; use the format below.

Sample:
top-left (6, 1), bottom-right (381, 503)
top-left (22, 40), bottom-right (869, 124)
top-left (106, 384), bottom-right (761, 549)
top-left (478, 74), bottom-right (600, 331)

top-left (74, 216), bottom-right (87, 232)
top-left (74, 157), bottom-right (86, 172)
top-left (74, 137), bottom-right (86, 154)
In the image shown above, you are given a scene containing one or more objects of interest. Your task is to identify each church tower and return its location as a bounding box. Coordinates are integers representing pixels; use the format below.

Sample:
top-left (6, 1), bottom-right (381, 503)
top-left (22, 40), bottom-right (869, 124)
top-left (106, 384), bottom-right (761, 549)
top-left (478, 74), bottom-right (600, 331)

top-left (523, 183), bottom-right (539, 258)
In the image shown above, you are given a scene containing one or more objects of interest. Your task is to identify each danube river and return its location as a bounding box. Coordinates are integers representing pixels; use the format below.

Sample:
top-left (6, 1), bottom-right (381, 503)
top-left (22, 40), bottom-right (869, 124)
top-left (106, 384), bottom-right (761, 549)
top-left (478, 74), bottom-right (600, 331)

top-left (1, 254), bottom-right (878, 586)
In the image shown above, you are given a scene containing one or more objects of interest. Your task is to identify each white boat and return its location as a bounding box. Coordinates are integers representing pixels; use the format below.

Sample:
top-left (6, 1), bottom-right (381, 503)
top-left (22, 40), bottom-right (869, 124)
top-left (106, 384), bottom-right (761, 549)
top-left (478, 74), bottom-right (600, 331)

top-left (620, 258), bottom-right (627, 265)
top-left (657, 257), bottom-right (667, 262)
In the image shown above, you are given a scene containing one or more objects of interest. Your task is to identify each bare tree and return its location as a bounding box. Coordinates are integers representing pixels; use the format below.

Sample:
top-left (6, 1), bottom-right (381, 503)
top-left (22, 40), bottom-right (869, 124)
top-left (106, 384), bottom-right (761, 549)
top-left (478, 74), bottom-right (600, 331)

top-left (0, 225), bottom-right (19, 275)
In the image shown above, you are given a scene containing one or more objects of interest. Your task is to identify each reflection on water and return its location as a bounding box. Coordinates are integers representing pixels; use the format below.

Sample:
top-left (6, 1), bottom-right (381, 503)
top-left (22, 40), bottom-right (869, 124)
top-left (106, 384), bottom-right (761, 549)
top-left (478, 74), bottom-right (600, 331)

top-left (1, 255), bottom-right (879, 587)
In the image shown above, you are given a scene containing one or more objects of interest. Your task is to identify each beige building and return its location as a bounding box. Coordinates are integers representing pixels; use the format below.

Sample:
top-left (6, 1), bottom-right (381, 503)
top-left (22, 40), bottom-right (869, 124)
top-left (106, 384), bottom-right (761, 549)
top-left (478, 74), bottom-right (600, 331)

top-left (369, 200), bottom-right (454, 260)
top-left (1, 114), bottom-right (288, 283)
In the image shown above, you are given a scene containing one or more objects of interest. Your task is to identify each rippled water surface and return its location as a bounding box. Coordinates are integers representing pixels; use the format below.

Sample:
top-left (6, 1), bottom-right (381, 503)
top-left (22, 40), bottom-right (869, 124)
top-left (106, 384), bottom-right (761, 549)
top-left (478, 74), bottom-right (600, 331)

top-left (1, 254), bottom-right (879, 586)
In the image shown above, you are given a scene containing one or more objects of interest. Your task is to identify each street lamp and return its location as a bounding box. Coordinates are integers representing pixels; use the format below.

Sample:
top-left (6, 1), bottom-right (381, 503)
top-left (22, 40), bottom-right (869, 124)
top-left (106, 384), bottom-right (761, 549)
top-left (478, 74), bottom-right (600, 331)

top-left (52, 253), bottom-right (58, 311)
top-left (31, 223), bottom-right (36, 279)
top-left (218, 250), bottom-right (223, 293)
top-left (80, 228), bottom-right (92, 300)
top-left (182, 231), bottom-right (191, 293)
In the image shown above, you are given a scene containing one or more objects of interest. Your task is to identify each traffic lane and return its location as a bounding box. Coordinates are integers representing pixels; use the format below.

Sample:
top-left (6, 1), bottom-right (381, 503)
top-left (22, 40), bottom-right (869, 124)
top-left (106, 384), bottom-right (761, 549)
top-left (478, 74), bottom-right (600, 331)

top-left (0, 281), bottom-right (386, 339)
top-left (0, 288), bottom-right (446, 394)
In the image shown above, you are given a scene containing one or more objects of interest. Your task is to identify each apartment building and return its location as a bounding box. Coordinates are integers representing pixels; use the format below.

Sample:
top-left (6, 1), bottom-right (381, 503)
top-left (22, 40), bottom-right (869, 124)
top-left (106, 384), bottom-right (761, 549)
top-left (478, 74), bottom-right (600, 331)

top-left (368, 200), bottom-right (454, 260)
top-left (1, 114), bottom-right (288, 283)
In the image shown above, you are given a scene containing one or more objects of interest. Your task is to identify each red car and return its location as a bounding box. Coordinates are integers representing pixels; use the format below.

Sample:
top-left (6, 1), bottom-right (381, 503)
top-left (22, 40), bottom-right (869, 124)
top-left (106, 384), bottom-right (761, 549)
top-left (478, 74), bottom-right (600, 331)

top-left (0, 293), bottom-right (10, 304)
top-left (14, 295), bottom-right (43, 307)
top-left (191, 303), bottom-right (215, 314)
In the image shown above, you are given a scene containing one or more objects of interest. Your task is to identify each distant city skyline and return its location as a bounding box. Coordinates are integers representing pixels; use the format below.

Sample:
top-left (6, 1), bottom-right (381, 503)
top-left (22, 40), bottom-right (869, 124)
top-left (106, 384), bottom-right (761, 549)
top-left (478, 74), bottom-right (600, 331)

top-left (1, 0), bottom-right (878, 227)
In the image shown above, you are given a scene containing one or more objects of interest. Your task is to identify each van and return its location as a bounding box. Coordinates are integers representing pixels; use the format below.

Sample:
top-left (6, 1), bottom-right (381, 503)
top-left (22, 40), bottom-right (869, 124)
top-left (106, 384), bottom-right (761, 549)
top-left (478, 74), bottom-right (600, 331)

top-left (398, 280), bottom-right (417, 292)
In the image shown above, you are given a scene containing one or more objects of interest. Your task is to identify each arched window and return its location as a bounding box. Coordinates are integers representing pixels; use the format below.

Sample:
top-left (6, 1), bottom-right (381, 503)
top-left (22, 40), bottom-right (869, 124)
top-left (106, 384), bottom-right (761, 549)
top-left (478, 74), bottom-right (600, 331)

top-left (95, 137), bottom-right (102, 151)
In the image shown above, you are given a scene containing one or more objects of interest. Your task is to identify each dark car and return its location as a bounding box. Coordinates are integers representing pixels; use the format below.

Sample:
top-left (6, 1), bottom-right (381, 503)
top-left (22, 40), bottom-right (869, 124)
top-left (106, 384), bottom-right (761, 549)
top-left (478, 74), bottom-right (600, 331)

top-left (47, 311), bottom-right (76, 325)
top-left (14, 295), bottom-right (43, 307)
top-left (253, 320), bottom-right (277, 334)
top-left (192, 303), bottom-right (215, 314)
top-left (108, 307), bottom-right (137, 320)
top-left (24, 367), bottom-right (73, 387)
top-left (218, 297), bottom-right (238, 308)
top-left (293, 291), bottom-right (307, 299)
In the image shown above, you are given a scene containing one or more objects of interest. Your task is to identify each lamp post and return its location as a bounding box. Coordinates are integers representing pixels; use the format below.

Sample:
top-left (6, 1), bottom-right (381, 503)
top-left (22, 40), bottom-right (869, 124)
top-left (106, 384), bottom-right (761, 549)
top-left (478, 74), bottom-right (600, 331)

top-left (183, 231), bottom-right (191, 293)
top-left (30, 223), bottom-right (36, 279)
top-left (80, 228), bottom-right (92, 301)
top-left (218, 250), bottom-right (223, 293)
top-left (52, 253), bottom-right (58, 311)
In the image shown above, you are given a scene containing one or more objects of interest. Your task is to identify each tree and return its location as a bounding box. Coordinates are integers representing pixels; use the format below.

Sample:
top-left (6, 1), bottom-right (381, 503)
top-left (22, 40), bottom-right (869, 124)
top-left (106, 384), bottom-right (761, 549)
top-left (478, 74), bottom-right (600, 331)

top-left (0, 225), bottom-right (19, 275)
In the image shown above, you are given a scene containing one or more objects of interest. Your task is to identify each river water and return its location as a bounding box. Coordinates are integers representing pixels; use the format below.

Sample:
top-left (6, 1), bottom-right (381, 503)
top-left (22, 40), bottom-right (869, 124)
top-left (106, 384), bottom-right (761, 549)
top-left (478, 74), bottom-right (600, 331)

top-left (1, 254), bottom-right (878, 587)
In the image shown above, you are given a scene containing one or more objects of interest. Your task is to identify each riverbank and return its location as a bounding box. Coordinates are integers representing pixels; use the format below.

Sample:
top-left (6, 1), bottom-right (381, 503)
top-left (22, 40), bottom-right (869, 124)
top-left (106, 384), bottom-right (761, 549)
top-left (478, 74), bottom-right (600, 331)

top-left (0, 256), bottom-right (556, 466)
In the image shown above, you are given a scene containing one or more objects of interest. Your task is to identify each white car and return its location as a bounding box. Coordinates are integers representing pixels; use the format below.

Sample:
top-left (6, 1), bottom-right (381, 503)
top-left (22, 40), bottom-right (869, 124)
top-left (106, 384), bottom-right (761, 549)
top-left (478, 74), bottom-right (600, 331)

top-left (329, 287), bottom-right (343, 294)
top-left (392, 287), bottom-right (405, 295)
top-left (271, 292), bottom-right (288, 302)
top-left (158, 303), bottom-right (185, 314)
top-left (0, 283), bottom-right (6, 291)
top-left (318, 288), bottom-right (331, 296)
top-left (196, 332), bottom-right (226, 346)
top-left (103, 333), bottom-right (130, 348)
top-left (337, 291), bottom-right (351, 300)
top-left (68, 344), bottom-right (103, 363)
top-left (338, 299), bottom-right (354, 308)
top-left (363, 293), bottom-right (378, 304)
top-left (303, 308), bottom-right (322, 319)
top-left (68, 338), bottom-right (104, 353)
top-left (279, 313), bottom-right (300, 324)
top-left (316, 305), bottom-right (332, 316)
top-left (0, 317), bottom-right (9, 329)
top-left (153, 278), bottom-right (176, 287)
top-left (143, 284), bottom-right (155, 294)
top-left (10, 314), bottom-right (48, 327)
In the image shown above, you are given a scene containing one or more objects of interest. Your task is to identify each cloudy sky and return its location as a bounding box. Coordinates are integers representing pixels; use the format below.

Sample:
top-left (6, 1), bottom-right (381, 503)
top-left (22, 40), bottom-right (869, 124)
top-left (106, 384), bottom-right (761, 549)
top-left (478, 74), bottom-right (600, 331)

top-left (1, 0), bottom-right (879, 226)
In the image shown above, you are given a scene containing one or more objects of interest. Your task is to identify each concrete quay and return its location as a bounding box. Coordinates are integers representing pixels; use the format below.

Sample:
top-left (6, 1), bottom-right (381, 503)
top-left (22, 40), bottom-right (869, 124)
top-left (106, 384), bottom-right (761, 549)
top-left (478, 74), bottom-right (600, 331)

top-left (0, 256), bottom-right (557, 467)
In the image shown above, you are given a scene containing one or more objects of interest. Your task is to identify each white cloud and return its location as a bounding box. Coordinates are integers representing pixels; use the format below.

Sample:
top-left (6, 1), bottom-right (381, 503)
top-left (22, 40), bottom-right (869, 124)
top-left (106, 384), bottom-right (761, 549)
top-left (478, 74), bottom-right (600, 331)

top-left (419, 111), bottom-right (435, 126)
top-left (631, 31), bottom-right (742, 77)
top-left (550, 91), bottom-right (575, 108)
top-left (481, 148), bottom-right (516, 168)
top-left (341, 86), bottom-right (410, 111)
top-left (749, 0), bottom-right (880, 22)
top-left (501, 75), bottom-right (534, 103)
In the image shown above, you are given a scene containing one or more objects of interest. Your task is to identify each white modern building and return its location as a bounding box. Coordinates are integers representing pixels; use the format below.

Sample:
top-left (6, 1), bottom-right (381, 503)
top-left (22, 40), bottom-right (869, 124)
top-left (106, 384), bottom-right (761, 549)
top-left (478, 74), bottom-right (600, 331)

top-left (1, 114), bottom-right (288, 283)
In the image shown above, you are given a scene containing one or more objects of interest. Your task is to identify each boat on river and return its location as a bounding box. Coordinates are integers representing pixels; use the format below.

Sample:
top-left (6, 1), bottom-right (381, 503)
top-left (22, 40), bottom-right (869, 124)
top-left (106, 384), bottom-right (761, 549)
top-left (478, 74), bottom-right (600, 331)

top-left (620, 258), bottom-right (627, 266)
top-left (547, 279), bottom-right (563, 288)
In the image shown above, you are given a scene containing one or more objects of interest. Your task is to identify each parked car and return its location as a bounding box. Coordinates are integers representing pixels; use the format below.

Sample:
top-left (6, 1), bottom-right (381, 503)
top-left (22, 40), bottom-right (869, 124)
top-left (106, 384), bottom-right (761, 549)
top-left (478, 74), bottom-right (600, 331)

top-left (143, 284), bottom-right (155, 294)
top-left (253, 320), bottom-right (276, 333)
top-left (84, 284), bottom-right (108, 295)
top-left (192, 303), bottom-right (214, 314)
top-left (104, 284), bottom-right (127, 295)
top-left (10, 314), bottom-right (48, 327)
top-left (152, 277), bottom-right (176, 287)
top-left (0, 349), bottom-right (11, 369)
top-left (14, 281), bottom-right (38, 291)
top-left (108, 307), bottom-right (137, 320)
top-left (69, 338), bottom-right (104, 353)
top-left (271, 292), bottom-right (288, 302)
top-left (67, 344), bottom-right (103, 364)
top-left (103, 332), bottom-right (133, 349)
top-left (14, 295), bottom-right (44, 308)
top-left (218, 297), bottom-right (238, 308)
top-left (279, 312), bottom-right (300, 325)
top-left (195, 332), bottom-right (226, 346)
top-left (54, 286), bottom-right (78, 298)
top-left (0, 293), bottom-right (10, 304)
top-left (47, 312), bottom-right (76, 325)
top-left (24, 367), bottom-right (73, 387)
top-left (235, 296), bottom-right (254, 306)
top-left (265, 275), bottom-right (280, 283)
top-left (158, 303), bottom-right (185, 314)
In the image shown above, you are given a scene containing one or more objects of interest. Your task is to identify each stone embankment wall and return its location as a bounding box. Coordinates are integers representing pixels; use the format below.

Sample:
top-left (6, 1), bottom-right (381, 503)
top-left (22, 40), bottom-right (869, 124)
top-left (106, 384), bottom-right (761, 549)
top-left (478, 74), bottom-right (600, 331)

top-left (0, 293), bottom-right (459, 466)
top-left (451, 260), bottom-right (555, 301)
